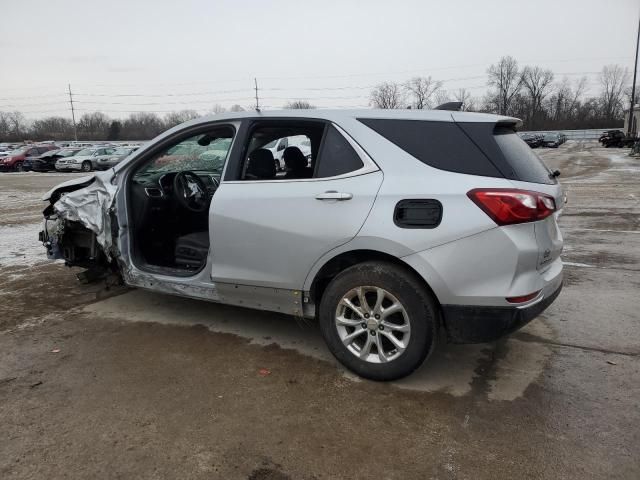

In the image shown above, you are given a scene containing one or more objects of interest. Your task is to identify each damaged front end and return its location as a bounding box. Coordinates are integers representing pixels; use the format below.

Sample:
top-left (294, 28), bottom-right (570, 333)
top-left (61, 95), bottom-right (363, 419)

top-left (40, 173), bottom-right (121, 282)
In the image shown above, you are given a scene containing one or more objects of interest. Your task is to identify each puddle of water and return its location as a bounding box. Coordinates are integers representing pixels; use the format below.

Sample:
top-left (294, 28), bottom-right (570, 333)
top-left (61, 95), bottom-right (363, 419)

top-left (83, 289), bottom-right (551, 400)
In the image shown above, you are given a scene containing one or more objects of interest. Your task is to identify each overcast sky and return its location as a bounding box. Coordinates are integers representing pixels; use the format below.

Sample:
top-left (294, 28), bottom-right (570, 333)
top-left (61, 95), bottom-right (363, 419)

top-left (1, 0), bottom-right (638, 119)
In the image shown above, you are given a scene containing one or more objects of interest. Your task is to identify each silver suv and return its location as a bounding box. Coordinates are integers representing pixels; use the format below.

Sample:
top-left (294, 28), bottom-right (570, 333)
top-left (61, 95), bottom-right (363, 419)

top-left (40, 110), bottom-right (564, 380)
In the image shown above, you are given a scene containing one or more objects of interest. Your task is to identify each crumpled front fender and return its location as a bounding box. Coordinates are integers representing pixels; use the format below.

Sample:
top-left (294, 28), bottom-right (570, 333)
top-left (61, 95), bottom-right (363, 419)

top-left (47, 171), bottom-right (119, 260)
top-left (42, 174), bottom-right (96, 201)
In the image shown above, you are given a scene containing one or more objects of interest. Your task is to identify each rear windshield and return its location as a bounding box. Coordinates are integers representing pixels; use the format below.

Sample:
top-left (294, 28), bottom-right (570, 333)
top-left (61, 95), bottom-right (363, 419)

top-left (493, 128), bottom-right (555, 184)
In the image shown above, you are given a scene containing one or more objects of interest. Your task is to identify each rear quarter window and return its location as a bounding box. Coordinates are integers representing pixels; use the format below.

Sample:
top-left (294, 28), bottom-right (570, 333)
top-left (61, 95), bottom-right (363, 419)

top-left (357, 118), bottom-right (502, 177)
top-left (315, 125), bottom-right (364, 178)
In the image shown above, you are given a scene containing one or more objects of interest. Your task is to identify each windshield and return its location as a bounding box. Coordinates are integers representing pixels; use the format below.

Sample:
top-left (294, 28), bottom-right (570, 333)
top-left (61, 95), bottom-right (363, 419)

top-left (544, 134), bottom-right (557, 140)
top-left (8, 148), bottom-right (27, 155)
top-left (76, 148), bottom-right (96, 156)
top-left (141, 136), bottom-right (232, 174)
top-left (113, 147), bottom-right (132, 155)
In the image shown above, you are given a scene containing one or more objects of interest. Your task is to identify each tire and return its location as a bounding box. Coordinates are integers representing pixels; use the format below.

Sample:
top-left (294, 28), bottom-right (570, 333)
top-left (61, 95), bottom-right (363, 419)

top-left (81, 161), bottom-right (93, 172)
top-left (319, 261), bottom-right (438, 381)
top-left (14, 162), bottom-right (23, 172)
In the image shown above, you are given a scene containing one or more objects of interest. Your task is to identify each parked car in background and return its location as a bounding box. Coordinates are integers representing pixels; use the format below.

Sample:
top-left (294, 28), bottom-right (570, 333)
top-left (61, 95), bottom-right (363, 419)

top-left (40, 109), bottom-right (564, 381)
top-left (542, 133), bottom-right (561, 148)
top-left (55, 146), bottom-right (116, 172)
top-left (95, 146), bottom-right (139, 170)
top-left (599, 130), bottom-right (634, 148)
top-left (24, 147), bottom-right (81, 172)
top-left (520, 133), bottom-right (543, 148)
top-left (0, 143), bottom-right (17, 157)
top-left (0, 144), bottom-right (58, 171)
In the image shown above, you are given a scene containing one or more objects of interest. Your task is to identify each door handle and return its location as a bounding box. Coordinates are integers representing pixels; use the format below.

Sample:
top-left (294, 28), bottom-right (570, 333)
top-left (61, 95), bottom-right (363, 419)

top-left (315, 191), bottom-right (353, 201)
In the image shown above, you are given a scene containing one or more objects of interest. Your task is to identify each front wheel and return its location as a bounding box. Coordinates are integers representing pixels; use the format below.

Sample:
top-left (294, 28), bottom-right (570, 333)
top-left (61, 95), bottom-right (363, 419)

top-left (81, 161), bottom-right (93, 172)
top-left (319, 261), bottom-right (438, 381)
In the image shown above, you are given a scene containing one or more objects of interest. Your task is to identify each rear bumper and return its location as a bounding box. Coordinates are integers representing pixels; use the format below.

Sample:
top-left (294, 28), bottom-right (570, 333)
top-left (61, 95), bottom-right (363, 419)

top-left (442, 282), bottom-right (562, 343)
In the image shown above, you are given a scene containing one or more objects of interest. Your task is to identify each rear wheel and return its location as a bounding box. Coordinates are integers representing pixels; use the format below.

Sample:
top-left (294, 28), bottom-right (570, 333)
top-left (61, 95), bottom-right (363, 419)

top-left (319, 261), bottom-right (437, 381)
top-left (81, 161), bottom-right (93, 172)
top-left (14, 162), bottom-right (23, 172)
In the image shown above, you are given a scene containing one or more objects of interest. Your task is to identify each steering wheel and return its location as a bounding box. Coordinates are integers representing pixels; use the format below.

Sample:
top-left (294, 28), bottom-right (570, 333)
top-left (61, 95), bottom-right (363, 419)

top-left (172, 171), bottom-right (209, 212)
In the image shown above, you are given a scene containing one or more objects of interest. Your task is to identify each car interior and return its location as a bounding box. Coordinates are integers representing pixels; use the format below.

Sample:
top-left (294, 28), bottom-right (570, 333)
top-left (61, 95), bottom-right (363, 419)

top-left (129, 126), bottom-right (234, 274)
top-left (241, 123), bottom-right (325, 181)
top-left (128, 121), bottom-right (327, 275)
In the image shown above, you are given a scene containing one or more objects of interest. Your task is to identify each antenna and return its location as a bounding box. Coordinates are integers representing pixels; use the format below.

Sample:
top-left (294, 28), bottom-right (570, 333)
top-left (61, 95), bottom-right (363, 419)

top-left (68, 83), bottom-right (78, 141)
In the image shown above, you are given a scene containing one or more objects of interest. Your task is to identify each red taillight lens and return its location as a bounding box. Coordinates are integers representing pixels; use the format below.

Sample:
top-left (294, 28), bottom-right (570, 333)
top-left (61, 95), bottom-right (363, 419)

top-left (467, 188), bottom-right (556, 226)
top-left (506, 290), bottom-right (541, 304)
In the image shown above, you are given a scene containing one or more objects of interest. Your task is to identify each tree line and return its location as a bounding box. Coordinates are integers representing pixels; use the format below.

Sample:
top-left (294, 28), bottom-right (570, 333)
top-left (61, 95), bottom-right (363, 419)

top-left (369, 56), bottom-right (637, 131)
top-left (0, 105), bottom-right (246, 142)
top-left (1, 57), bottom-right (637, 142)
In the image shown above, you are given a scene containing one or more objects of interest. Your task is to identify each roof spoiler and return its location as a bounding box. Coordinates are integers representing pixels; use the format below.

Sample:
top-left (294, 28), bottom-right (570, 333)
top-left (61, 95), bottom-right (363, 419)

top-left (435, 101), bottom-right (463, 111)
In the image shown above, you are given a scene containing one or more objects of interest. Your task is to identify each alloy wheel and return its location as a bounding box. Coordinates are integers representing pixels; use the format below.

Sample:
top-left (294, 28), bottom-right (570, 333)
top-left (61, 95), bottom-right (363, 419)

top-left (334, 286), bottom-right (411, 364)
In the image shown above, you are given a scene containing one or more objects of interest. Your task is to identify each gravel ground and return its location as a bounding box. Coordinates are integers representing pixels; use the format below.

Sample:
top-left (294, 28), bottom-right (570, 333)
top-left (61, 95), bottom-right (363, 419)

top-left (0, 143), bottom-right (639, 479)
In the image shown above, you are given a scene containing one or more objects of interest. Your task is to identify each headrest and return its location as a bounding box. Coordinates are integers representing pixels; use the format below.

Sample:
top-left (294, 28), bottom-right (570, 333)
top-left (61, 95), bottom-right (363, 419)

top-left (283, 146), bottom-right (307, 171)
top-left (246, 148), bottom-right (276, 179)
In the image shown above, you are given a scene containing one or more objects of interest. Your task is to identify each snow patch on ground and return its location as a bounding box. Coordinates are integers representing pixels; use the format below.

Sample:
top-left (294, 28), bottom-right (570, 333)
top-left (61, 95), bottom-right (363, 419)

top-left (0, 223), bottom-right (47, 268)
top-left (563, 261), bottom-right (594, 268)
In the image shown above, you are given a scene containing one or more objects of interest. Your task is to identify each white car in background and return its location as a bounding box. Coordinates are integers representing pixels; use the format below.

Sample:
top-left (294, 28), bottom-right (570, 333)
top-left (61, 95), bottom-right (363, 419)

top-left (55, 146), bottom-right (116, 172)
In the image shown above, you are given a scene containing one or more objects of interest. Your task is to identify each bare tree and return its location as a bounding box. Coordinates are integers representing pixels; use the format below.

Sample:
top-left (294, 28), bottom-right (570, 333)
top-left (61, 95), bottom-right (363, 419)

top-left (211, 104), bottom-right (226, 114)
top-left (370, 82), bottom-right (405, 109)
top-left (283, 100), bottom-right (316, 109)
top-left (599, 64), bottom-right (629, 121)
top-left (453, 88), bottom-right (476, 111)
top-left (403, 76), bottom-right (441, 109)
top-left (77, 112), bottom-right (110, 140)
top-left (164, 110), bottom-right (199, 129)
top-left (229, 104), bottom-right (245, 112)
top-left (521, 66), bottom-right (554, 128)
top-left (547, 77), bottom-right (586, 125)
top-left (31, 117), bottom-right (74, 140)
top-left (0, 111), bottom-right (28, 141)
top-left (487, 56), bottom-right (523, 115)
top-left (123, 112), bottom-right (164, 140)
top-left (433, 89), bottom-right (452, 107)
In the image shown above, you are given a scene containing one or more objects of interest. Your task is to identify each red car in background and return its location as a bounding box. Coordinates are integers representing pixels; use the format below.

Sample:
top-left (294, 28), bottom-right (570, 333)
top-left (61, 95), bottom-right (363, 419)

top-left (0, 145), bottom-right (58, 172)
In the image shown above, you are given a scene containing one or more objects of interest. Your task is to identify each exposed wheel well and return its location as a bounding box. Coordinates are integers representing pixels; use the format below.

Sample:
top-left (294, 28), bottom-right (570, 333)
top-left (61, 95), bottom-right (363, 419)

top-left (309, 249), bottom-right (441, 313)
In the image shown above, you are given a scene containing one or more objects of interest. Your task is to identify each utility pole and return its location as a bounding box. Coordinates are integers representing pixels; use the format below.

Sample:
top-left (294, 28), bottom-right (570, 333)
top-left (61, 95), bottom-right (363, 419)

top-left (627, 13), bottom-right (640, 137)
top-left (254, 77), bottom-right (260, 112)
top-left (68, 83), bottom-right (78, 141)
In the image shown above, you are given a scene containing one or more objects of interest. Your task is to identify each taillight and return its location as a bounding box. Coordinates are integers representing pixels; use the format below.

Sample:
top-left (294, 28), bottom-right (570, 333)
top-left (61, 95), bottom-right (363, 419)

top-left (506, 290), bottom-right (541, 304)
top-left (467, 188), bottom-right (556, 226)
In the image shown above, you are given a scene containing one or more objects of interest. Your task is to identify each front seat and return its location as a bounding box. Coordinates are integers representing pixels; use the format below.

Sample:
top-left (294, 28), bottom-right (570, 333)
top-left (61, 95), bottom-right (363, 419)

top-left (246, 148), bottom-right (276, 179)
top-left (175, 231), bottom-right (209, 269)
top-left (283, 147), bottom-right (312, 179)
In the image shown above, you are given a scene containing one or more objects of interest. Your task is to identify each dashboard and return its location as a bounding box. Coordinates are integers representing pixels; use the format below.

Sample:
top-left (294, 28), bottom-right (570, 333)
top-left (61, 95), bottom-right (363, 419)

top-left (132, 170), bottom-right (220, 200)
